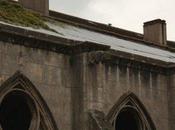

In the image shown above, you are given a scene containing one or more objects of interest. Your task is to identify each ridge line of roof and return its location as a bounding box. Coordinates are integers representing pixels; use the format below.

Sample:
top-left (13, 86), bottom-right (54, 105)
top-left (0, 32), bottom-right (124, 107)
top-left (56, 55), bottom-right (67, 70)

top-left (48, 10), bottom-right (175, 52)
top-left (49, 10), bottom-right (143, 40)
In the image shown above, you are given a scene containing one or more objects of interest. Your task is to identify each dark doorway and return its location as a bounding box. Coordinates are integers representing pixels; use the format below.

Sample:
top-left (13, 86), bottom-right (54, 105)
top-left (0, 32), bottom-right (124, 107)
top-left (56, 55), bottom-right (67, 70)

top-left (0, 92), bottom-right (32, 130)
top-left (115, 108), bottom-right (141, 130)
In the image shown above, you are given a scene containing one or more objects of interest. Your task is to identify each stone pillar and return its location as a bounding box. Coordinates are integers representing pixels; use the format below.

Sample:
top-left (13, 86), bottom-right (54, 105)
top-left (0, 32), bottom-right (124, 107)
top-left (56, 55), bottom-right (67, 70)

top-left (168, 70), bottom-right (175, 130)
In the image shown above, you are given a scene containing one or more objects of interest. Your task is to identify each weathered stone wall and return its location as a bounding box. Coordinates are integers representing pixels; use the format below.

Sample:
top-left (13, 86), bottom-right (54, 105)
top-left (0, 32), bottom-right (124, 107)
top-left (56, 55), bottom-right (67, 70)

top-left (0, 41), bottom-right (170, 130)
top-left (73, 52), bottom-right (169, 130)
top-left (0, 41), bottom-right (72, 130)
top-left (168, 73), bottom-right (175, 130)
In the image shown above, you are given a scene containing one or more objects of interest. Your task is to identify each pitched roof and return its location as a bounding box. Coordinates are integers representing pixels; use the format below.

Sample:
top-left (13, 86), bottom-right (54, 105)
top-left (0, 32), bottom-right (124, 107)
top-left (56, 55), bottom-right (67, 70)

top-left (0, 1), bottom-right (175, 65)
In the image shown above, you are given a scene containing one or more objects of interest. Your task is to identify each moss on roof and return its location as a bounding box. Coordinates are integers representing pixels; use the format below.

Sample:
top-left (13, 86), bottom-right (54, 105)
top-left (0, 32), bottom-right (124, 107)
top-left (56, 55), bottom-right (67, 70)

top-left (0, 0), bottom-right (56, 32)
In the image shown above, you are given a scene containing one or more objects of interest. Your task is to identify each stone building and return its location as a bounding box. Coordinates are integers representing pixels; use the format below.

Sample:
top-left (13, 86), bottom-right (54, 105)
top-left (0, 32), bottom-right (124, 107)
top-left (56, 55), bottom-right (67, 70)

top-left (0, 0), bottom-right (175, 130)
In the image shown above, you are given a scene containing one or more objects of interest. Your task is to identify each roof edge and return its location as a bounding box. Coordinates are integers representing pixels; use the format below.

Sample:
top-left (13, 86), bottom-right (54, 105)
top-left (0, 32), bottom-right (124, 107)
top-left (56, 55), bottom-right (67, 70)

top-left (49, 11), bottom-right (143, 40)
top-left (48, 10), bottom-right (175, 51)
top-left (0, 22), bottom-right (110, 54)
top-left (0, 22), bottom-right (175, 68)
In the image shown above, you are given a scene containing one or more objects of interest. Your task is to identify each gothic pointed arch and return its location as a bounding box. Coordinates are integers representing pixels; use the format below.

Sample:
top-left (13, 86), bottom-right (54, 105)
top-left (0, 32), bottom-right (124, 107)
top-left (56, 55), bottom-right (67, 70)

top-left (0, 71), bottom-right (58, 130)
top-left (106, 92), bottom-right (156, 130)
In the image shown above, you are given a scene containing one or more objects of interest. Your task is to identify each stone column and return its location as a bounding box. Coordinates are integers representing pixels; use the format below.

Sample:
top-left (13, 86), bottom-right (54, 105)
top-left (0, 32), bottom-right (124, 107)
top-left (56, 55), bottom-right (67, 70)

top-left (168, 69), bottom-right (175, 130)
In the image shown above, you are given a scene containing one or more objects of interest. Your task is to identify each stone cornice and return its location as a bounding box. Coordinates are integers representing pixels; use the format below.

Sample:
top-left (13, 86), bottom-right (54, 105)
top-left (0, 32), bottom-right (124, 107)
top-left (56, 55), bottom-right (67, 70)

top-left (87, 51), bottom-right (175, 75)
top-left (1, 23), bottom-right (175, 74)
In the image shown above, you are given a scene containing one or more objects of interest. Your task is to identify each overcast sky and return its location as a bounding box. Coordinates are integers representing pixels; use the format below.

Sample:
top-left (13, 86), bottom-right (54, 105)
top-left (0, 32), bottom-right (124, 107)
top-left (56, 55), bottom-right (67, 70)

top-left (49, 0), bottom-right (175, 41)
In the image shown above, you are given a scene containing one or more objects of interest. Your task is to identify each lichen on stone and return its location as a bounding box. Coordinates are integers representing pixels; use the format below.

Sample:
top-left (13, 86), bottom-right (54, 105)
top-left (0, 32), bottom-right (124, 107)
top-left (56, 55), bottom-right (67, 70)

top-left (0, 0), bottom-right (56, 32)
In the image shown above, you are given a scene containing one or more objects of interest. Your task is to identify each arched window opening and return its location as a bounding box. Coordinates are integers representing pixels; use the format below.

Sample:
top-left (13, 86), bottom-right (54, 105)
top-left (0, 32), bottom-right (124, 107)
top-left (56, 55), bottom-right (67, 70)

top-left (115, 107), bottom-right (142, 130)
top-left (0, 71), bottom-right (60, 130)
top-left (0, 91), bottom-right (35, 130)
top-left (107, 92), bottom-right (156, 130)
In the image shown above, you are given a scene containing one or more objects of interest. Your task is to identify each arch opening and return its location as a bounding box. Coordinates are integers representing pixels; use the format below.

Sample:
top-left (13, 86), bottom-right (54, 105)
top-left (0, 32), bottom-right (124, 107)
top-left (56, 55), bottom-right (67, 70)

top-left (0, 91), bottom-right (32, 130)
top-left (0, 71), bottom-right (60, 130)
top-left (115, 108), bottom-right (142, 130)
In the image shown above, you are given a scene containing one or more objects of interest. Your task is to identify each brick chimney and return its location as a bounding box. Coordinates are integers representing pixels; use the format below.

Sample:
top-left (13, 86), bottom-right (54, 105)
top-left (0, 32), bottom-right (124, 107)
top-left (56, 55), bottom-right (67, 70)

top-left (143, 19), bottom-right (167, 45)
top-left (18, 0), bottom-right (49, 15)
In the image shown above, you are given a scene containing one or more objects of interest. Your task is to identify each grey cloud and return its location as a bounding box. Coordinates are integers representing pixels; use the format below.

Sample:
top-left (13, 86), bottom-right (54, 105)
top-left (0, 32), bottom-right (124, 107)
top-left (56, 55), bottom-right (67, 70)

top-left (50, 0), bottom-right (91, 14)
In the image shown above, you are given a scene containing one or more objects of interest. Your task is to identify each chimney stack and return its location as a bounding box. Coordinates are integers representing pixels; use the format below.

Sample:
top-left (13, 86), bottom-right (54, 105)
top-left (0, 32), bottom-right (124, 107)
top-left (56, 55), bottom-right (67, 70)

top-left (143, 19), bottom-right (167, 45)
top-left (18, 0), bottom-right (49, 15)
